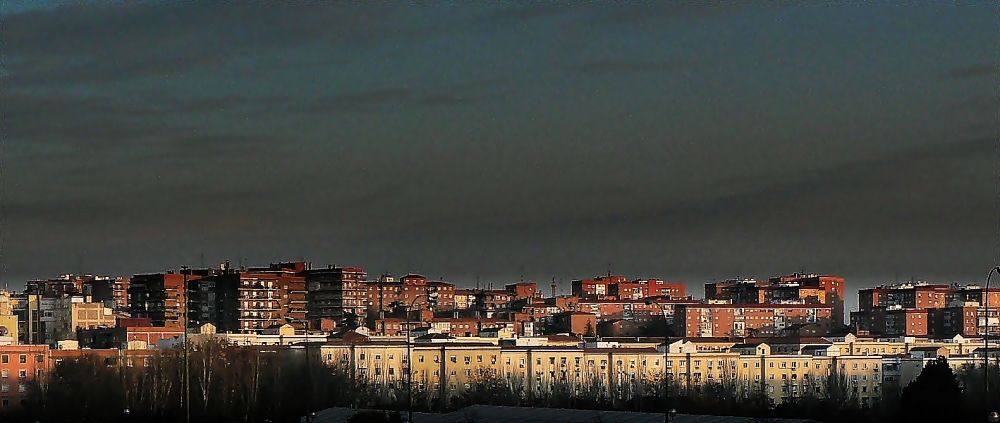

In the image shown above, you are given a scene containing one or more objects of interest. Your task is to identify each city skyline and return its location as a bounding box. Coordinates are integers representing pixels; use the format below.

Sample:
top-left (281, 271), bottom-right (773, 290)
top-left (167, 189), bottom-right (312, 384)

top-left (7, 259), bottom-right (996, 322)
top-left (4, 2), bottom-right (998, 307)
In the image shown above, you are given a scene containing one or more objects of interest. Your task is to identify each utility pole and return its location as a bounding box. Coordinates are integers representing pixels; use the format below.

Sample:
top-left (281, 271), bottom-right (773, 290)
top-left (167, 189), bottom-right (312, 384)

top-left (181, 266), bottom-right (191, 423)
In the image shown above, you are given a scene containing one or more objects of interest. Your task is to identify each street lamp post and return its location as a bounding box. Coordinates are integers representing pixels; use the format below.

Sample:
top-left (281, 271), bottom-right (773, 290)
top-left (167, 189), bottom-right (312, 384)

top-left (405, 292), bottom-right (438, 423)
top-left (645, 299), bottom-right (671, 423)
top-left (986, 267), bottom-right (999, 423)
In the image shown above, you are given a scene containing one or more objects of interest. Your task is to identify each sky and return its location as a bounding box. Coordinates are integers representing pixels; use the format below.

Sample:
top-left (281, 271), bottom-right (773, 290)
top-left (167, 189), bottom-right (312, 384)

top-left (2, 2), bottom-right (998, 313)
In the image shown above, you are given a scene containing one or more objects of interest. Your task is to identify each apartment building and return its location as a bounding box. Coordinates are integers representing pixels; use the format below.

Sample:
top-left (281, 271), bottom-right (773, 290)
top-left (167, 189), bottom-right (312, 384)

top-left (319, 334), bottom-right (903, 407)
top-left (572, 275), bottom-right (629, 300)
top-left (470, 288), bottom-right (510, 316)
top-left (55, 297), bottom-right (115, 337)
top-left (82, 277), bottom-right (130, 311)
top-left (24, 275), bottom-right (86, 297)
top-left (366, 274), bottom-right (457, 319)
top-left (506, 283), bottom-right (542, 300)
top-left (0, 345), bottom-right (48, 409)
top-left (455, 289), bottom-right (476, 310)
top-left (850, 282), bottom-right (1000, 337)
top-left (612, 279), bottom-right (687, 300)
top-left (187, 265), bottom-right (308, 334)
top-left (302, 266), bottom-right (368, 327)
top-left (77, 324), bottom-right (185, 349)
top-left (577, 298), bottom-right (701, 325)
top-left (128, 269), bottom-right (210, 328)
top-left (572, 276), bottom-right (687, 301)
top-left (706, 274), bottom-right (846, 325)
top-left (675, 304), bottom-right (834, 338)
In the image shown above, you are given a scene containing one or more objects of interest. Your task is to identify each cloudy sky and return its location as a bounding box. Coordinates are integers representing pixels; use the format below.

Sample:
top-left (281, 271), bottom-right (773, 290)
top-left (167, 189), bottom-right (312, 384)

top-left (2, 2), bottom-right (997, 310)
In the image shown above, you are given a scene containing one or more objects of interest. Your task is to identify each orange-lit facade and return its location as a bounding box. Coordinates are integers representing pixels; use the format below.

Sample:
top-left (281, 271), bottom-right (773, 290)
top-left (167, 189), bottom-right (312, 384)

top-left (128, 270), bottom-right (208, 328)
top-left (573, 276), bottom-right (686, 301)
top-left (366, 274), bottom-right (457, 317)
top-left (302, 266), bottom-right (368, 327)
top-left (0, 345), bottom-right (48, 409)
top-left (851, 283), bottom-right (1000, 337)
top-left (676, 304), bottom-right (834, 338)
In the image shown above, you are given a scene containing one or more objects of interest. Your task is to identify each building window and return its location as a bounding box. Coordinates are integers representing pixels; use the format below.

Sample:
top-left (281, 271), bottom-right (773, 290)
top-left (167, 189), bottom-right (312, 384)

top-left (1, 355), bottom-right (7, 364)
top-left (17, 385), bottom-right (24, 393)
top-left (1, 385), bottom-right (8, 393)
top-left (17, 370), bottom-right (25, 379)
top-left (0, 370), bottom-right (6, 378)
top-left (18, 356), bottom-right (25, 364)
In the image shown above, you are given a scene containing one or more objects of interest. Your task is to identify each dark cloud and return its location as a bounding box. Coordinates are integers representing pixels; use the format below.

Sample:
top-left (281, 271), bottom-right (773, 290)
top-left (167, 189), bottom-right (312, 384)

top-left (1, 1), bottom-right (997, 299)
top-left (596, 2), bottom-right (781, 25)
top-left (950, 95), bottom-right (1000, 114)
top-left (942, 64), bottom-right (1000, 80)
top-left (3, 2), bottom-right (427, 84)
top-left (570, 59), bottom-right (689, 75)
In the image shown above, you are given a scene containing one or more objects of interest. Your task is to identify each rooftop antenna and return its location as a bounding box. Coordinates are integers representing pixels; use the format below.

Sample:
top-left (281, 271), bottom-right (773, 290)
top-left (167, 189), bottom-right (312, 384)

top-left (607, 263), bottom-right (612, 278)
top-left (520, 265), bottom-right (525, 283)
top-left (476, 276), bottom-right (480, 290)
top-left (200, 252), bottom-right (205, 268)
top-left (551, 277), bottom-right (556, 298)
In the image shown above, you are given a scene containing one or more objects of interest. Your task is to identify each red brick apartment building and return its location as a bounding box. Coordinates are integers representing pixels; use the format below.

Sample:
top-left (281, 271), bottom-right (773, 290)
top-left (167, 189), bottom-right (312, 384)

top-left (851, 282), bottom-right (1000, 337)
top-left (0, 345), bottom-right (49, 409)
top-left (188, 266), bottom-right (308, 333)
top-left (550, 312), bottom-right (597, 335)
top-left (83, 277), bottom-right (130, 311)
top-left (706, 273), bottom-right (846, 325)
top-left (78, 320), bottom-right (185, 349)
top-left (572, 276), bottom-right (686, 300)
top-left (577, 299), bottom-right (702, 325)
top-left (675, 304), bottom-right (834, 338)
top-left (129, 269), bottom-right (212, 328)
top-left (301, 266), bottom-right (368, 326)
top-left (505, 282), bottom-right (542, 300)
top-left (366, 274), bottom-right (457, 318)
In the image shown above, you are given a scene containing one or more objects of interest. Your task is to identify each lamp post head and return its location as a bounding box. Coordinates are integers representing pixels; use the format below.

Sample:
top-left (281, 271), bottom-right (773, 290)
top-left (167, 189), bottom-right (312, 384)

top-left (123, 408), bottom-right (130, 416)
top-left (988, 411), bottom-right (999, 423)
top-left (668, 409), bottom-right (677, 419)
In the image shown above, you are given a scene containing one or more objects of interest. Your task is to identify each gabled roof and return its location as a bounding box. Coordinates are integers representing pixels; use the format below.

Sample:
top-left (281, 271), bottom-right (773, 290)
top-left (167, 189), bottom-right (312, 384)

top-left (330, 329), bottom-right (369, 343)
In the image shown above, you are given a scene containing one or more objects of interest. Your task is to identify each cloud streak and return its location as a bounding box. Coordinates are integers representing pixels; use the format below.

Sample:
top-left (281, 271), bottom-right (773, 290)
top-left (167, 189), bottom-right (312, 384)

top-left (942, 64), bottom-right (1000, 80)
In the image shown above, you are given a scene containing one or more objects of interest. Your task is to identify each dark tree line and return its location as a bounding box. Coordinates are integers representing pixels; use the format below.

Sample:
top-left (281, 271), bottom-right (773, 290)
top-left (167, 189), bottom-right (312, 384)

top-left (3, 344), bottom-right (997, 423)
top-left (6, 340), bottom-right (362, 423)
